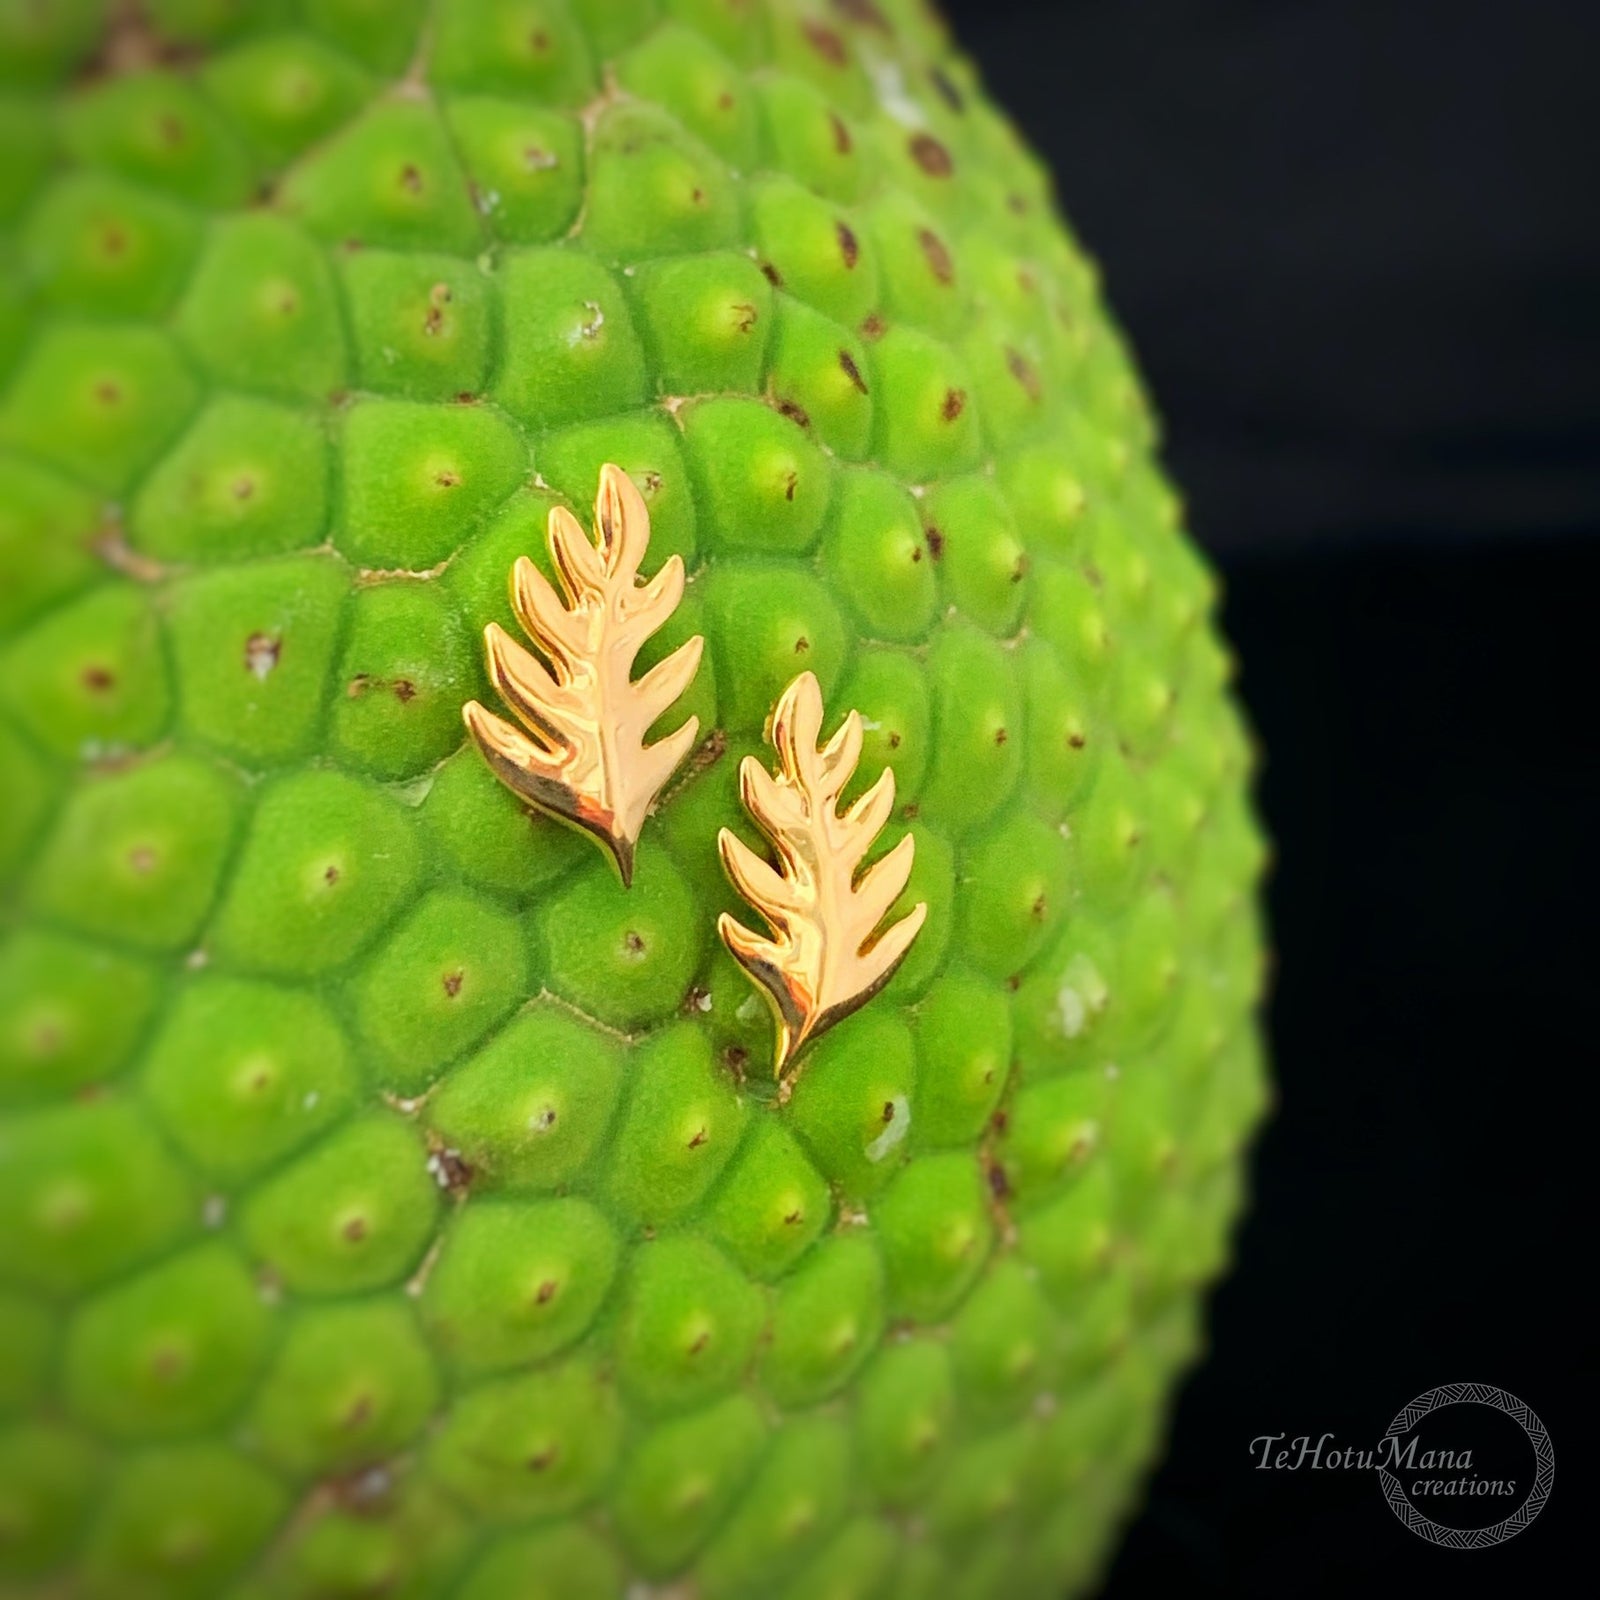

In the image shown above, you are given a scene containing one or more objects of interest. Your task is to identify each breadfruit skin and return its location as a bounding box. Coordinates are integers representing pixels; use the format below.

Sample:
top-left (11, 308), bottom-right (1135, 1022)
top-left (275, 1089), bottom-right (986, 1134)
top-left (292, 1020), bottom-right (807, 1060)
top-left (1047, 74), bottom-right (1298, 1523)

top-left (0, 2), bottom-right (1269, 1597)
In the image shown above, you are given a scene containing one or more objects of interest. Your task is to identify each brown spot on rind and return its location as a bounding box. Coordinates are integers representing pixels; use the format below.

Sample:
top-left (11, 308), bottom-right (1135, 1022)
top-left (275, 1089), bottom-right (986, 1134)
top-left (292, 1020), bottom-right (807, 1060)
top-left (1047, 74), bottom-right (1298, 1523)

top-left (994, 727), bottom-right (1008, 745)
top-left (399, 163), bottom-right (423, 194)
top-left (732, 301), bottom-right (760, 334)
top-left (829, 112), bottom-right (854, 155)
top-left (392, 679), bottom-right (416, 703)
top-left (1067, 733), bottom-right (1087, 750)
top-left (838, 349), bottom-right (867, 393)
top-left (910, 133), bottom-right (954, 177)
top-left (837, 220), bottom-right (859, 268)
top-left (930, 66), bottom-right (965, 111)
top-left (761, 261), bottom-right (784, 288)
top-left (917, 228), bottom-right (954, 284)
top-left (940, 387), bottom-right (966, 422)
top-left (834, 0), bottom-right (892, 30)
top-left (859, 312), bottom-right (886, 341)
top-left (442, 970), bottom-right (463, 997)
top-left (244, 632), bottom-right (280, 680)
top-left (777, 400), bottom-right (811, 431)
top-left (803, 21), bottom-right (849, 66)
top-left (1005, 346), bottom-right (1041, 400)
top-left (80, 665), bottom-right (115, 693)
top-left (924, 527), bottom-right (944, 559)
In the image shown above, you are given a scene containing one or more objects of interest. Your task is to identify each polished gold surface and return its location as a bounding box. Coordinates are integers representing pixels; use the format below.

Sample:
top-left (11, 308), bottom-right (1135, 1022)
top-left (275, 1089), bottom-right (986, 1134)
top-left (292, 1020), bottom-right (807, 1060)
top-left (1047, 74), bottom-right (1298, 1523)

top-left (462, 464), bottom-right (703, 886)
top-left (718, 671), bottom-right (928, 1081)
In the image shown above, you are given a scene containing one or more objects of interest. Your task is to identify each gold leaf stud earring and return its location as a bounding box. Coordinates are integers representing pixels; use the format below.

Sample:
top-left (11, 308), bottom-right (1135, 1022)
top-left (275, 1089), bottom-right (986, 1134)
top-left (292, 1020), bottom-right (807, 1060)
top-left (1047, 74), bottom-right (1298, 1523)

top-left (718, 670), bottom-right (927, 1083)
top-left (462, 464), bottom-right (703, 887)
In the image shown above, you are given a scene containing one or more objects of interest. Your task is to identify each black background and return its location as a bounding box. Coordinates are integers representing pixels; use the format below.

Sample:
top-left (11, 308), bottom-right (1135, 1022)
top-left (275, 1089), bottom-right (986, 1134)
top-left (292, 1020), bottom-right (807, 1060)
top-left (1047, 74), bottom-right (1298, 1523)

top-left (938, 1), bottom-right (1597, 1594)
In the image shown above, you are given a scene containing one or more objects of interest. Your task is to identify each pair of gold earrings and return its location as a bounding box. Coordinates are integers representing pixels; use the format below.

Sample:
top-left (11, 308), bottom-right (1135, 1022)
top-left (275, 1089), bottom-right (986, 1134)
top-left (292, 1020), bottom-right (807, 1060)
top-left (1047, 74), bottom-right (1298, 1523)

top-left (461, 466), bottom-right (926, 1079)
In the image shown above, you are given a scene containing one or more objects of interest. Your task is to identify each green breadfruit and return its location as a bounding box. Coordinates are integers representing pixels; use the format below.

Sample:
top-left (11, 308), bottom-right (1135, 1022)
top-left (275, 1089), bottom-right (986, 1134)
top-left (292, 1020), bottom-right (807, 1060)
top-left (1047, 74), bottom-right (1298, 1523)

top-left (0, 1), bottom-right (1269, 1597)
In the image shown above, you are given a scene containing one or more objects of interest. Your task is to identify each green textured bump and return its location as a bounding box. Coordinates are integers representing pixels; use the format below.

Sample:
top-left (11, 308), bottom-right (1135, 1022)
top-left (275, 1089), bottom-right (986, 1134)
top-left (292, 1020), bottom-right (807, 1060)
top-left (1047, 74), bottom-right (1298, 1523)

top-left (0, 3), bottom-right (1267, 1596)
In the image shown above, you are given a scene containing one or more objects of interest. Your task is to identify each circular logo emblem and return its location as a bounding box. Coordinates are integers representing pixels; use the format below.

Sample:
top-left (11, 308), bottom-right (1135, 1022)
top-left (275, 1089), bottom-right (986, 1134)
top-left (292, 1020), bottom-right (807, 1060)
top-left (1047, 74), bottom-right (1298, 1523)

top-left (1378, 1383), bottom-right (1554, 1548)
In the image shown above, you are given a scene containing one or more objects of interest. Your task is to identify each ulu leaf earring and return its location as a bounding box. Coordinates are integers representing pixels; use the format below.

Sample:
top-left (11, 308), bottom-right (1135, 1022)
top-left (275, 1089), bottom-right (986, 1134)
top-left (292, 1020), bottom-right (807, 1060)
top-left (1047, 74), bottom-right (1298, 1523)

top-left (718, 670), bottom-right (927, 1084)
top-left (462, 464), bottom-right (703, 886)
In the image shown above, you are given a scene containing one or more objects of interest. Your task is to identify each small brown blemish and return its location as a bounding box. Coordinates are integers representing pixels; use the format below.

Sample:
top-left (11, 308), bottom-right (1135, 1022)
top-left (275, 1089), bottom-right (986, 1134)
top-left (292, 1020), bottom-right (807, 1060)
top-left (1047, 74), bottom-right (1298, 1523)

top-left (392, 678), bottom-right (417, 703)
top-left (838, 349), bottom-right (867, 393)
top-left (687, 1126), bottom-right (708, 1150)
top-left (793, 634), bottom-right (810, 653)
top-left (900, 802), bottom-right (921, 819)
top-left (526, 1445), bottom-right (558, 1472)
top-left (1006, 346), bottom-right (1041, 400)
top-left (624, 930), bottom-right (646, 955)
top-left (917, 227), bottom-right (954, 284)
top-left (643, 469), bottom-right (663, 493)
top-left (1031, 893), bottom-right (1048, 921)
top-left (688, 1329), bottom-right (711, 1355)
top-left (910, 133), bottom-right (954, 177)
top-left (732, 301), bottom-right (759, 334)
top-left (324, 864), bottom-right (341, 885)
top-left (535, 1279), bottom-right (558, 1305)
top-left (156, 113), bottom-right (185, 148)
top-left (435, 469), bottom-right (462, 488)
top-left (829, 111), bottom-right (853, 155)
top-left (761, 261), bottom-right (784, 288)
top-left (887, 731), bottom-right (902, 748)
top-left (93, 380), bottom-right (122, 407)
top-left (1067, 732), bottom-right (1087, 750)
top-left (80, 664), bottom-right (116, 693)
top-left (941, 387), bottom-right (966, 422)
top-left (244, 632), bottom-right (280, 680)
top-left (127, 845), bottom-right (158, 875)
top-left (442, 970), bottom-right (463, 998)
top-left (834, 0), bottom-right (892, 30)
top-left (399, 163), bottom-right (423, 194)
top-left (859, 312), bottom-right (886, 341)
top-left (717, 90), bottom-right (736, 111)
top-left (991, 1108), bottom-right (1010, 1134)
top-left (994, 726), bottom-right (1008, 745)
top-left (1006, 191), bottom-right (1030, 216)
top-left (101, 225), bottom-right (127, 258)
top-left (930, 66), bottom-right (965, 112)
top-left (837, 220), bottom-right (859, 268)
top-left (231, 474), bottom-right (256, 501)
top-left (784, 468), bottom-right (800, 500)
top-left (987, 1161), bottom-right (1012, 1200)
top-left (691, 186), bottom-right (707, 206)
top-left (783, 1207), bottom-right (804, 1225)
top-left (342, 1393), bottom-right (374, 1429)
top-left (881, 1100), bottom-right (896, 1123)
top-left (529, 29), bottom-right (550, 53)
top-left (924, 527), bottom-right (945, 560)
top-left (342, 1215), bottom-right (369, 1243)
top-left (803, 21), bottom-right (848, 66)
top-left (777, 400), bottom-right (811, 431)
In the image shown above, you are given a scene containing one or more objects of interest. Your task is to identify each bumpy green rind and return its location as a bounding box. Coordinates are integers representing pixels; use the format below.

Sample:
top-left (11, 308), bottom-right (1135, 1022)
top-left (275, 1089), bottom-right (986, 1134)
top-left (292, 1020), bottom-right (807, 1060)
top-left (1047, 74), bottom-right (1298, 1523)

top-left (0, 2), bottom-right (1269, 1597)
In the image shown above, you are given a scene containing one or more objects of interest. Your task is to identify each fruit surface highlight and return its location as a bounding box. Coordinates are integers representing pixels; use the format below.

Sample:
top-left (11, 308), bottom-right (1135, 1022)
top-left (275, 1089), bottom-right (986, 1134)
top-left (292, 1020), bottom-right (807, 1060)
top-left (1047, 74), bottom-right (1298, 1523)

top-left (0, 2), bottom-right (1268, 1596)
